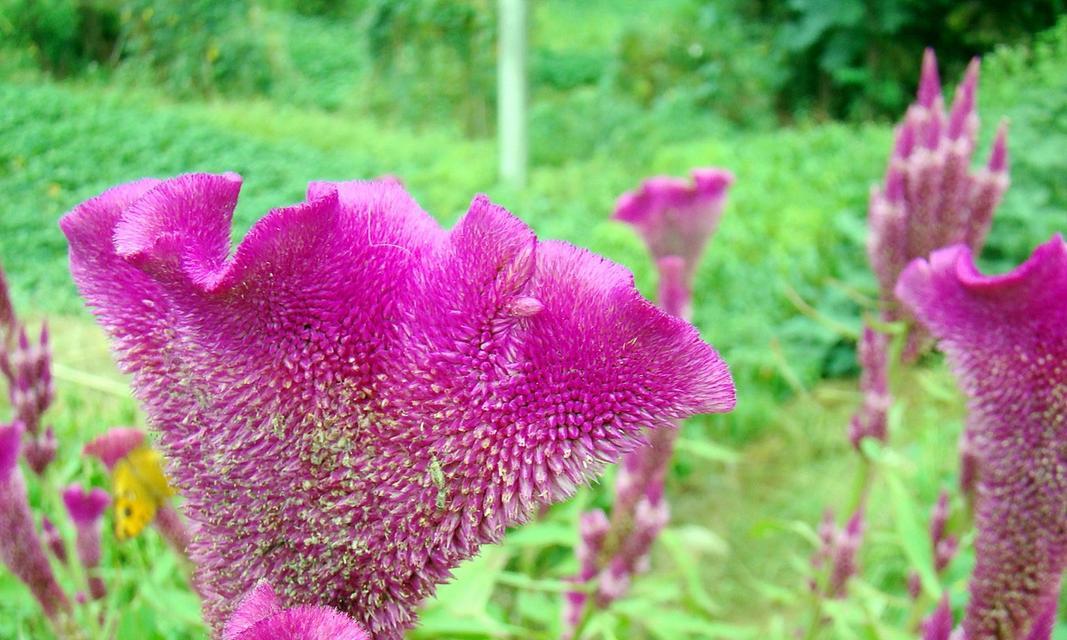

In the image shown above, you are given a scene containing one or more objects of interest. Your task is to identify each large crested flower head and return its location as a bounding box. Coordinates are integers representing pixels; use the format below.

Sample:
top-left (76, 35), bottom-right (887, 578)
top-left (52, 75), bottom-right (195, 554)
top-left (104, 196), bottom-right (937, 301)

top-left (61, 173), bottom-right (736, 637)
top-left (223, 580), bottom-right (369, 640)
top-left (896, 234), bottom-right (1067, 639)
top-left (0, 421), bottom-right (70, 619)
top-left (613, 168), bottom-right (733, 286)
top-left (869, 50), bottom-right (1009, 335)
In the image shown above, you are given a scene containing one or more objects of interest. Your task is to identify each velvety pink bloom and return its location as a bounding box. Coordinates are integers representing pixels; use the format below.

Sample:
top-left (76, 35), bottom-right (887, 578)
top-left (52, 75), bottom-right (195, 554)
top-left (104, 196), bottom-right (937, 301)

top-left (62, 173), bottom-right (735, 637)
top-left (83, 427), bottom-right (145, 470)
top-left (613, 168), bottom-right (733, 287)
top-left (1, 325), bottom-right (56, 474)
top-left (0, 421), bottom-right (69, 619)
top-left (62, 484), bottom-right (109, 569)
top-left (897, 235), bottom-right (1067, 640)
top-left (847, 327), bottom-right (889, 448)
top-left (223, 581), bottom-right (368, 640)
top-left (41, 517), bottom-right (66, 564)
top-left (922, 597), bottom-right (954, 640)
top-left (869, 49), bottom-right (1009, 357)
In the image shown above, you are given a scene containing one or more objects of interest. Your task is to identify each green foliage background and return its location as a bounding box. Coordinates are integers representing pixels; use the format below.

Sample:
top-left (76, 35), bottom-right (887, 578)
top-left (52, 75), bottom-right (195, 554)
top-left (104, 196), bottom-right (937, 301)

top-left (0, 1), bottom-right (1065, 638)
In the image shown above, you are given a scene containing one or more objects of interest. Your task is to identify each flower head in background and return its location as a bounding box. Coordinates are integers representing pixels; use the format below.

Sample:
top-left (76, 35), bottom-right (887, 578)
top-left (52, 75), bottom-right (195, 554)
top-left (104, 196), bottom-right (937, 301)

top-left (0, 263), bottom-right (14, 345)
top-left (1, 324), bottom-right (56, 474)
top-left (613, 168), bottom-right (733, 288)
top-left (62, 484), bottom-right (109, 600)
top-left (897, 234), bottom-right (1067, 639)
top-left (224, 581), bottom-right (369, 640)
top-left (62, 173), bottom-right (735, 637)
top-left (0, 421), bottom-right (69, 619)
top-left (84, 427), bottom-right (145, 470)
top-left (847, 327), bottom-right (889, 448)
top-left (869, 49), bottom-right (1009, 356)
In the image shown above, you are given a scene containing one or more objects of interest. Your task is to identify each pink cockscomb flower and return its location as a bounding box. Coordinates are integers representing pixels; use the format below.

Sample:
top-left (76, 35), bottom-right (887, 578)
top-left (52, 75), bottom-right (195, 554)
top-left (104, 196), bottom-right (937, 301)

top-left (61, 173), bottom-right (736, 637)
top-left (897, 234), bottom-right (1067, 639)
top-left (613, 168), bottom-right (733, 287)
top-left (62, 485), bottom-right (109, 601)
top-left (869, 50), bottom-right (1009, 357)
top-left (223, 580), bottom-right (369, 640)
top-left (0, 421), bottom-right (70, 620)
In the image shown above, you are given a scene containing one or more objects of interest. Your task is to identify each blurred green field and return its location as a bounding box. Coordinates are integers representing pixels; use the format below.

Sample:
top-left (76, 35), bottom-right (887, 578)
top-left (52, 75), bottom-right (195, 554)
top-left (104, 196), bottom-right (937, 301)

top-left (1, 1), bottom-right (1066, 638)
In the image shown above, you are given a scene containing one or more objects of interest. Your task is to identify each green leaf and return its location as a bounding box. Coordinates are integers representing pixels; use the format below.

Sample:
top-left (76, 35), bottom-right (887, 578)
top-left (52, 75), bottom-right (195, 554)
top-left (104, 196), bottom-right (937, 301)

top-left (885, 471), bottom-right (940, 599)
top-left (674, 437), bottom-right (739, 464)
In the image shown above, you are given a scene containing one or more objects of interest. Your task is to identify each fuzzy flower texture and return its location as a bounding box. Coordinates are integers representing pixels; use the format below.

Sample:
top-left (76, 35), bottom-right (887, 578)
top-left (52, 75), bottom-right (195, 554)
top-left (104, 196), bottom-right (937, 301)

top-left (869, 49), bottom-right (1009, 356)
top-left (61, 173), bottom-right (735, 637)
top-left (898, 235), bottom-right (1067, 639)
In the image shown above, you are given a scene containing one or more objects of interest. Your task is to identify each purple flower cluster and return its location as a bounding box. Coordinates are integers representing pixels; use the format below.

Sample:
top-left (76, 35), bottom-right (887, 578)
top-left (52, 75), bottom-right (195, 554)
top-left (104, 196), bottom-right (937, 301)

top-left (0, 324), bottom-right (57, 475)
top-left (847, 327), bottom-right (889, 448)
top-left (811, 509), bottom-right (865, 599)
top-left (898, 234), bottom-right (1067, 639)
top-left (62, 173), bottom-right (735, 637)
top-left (869, 50), bottom-right (1009, 358)
top-left (0, 421), bottom-right (70, 620)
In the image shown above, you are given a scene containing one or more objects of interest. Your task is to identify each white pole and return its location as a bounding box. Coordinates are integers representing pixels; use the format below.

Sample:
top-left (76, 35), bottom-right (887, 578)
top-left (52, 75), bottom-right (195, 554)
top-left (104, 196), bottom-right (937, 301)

top-left (498, 0), bottom-right (527, 188)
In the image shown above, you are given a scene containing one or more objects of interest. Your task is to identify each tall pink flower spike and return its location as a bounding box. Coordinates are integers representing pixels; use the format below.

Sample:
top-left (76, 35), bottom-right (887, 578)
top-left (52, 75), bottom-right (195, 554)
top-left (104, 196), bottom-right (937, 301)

top-left (869, 49), bottom-right (1009, 358)
top-left (62, 173), bottom-right (735, 637)
top-left (0, 421), bottom-right (70, 620)
top-left (223, 580), bottom-right (368, 640)
top-left (897, 234), bottom-right (1067, 639)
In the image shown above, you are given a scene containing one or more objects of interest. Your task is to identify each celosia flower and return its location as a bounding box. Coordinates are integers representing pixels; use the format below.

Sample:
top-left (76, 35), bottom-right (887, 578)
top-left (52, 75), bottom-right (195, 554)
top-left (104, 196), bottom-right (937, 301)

top-left (561, 509), bottom-right (609, 638)
top-left (62, 173), bottom-right (736, 637)
top-left (0, 421), bottom-right (69, 619)
top-left (1, 324), bottom-right (56, 474)
top-left (224, 580), bottom-right (368, 640)
top-left (62, 485), bottom-right (108, 569)
top-left (921, 597), bottom-right (954, 640)
top-left (613, 168), bottom-right (733, 287)
top-left (811, 508), bottom-right (864, 598)
top-left (896, 234), bottom-right (1067, 639)
top-left (868, 49), bottom-right (1009, 357)
top-left (847, 327), bottom-right (889, 448)
top-left (41, 516), bottom-right (67, 564)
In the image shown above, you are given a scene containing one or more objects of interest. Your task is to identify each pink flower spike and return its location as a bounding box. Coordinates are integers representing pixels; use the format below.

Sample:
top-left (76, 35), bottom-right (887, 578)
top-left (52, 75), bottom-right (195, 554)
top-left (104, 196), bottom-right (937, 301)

top-left (0, 263), bottom-right (14, 344)
top-left (896, 235), bottom-right (1067, 640)
top-left (224, 581), bottom-right (368, 640)
top-left (83, 427), bottom-right (145, 471)
top-left (921, 596), bottom-right (954, 640)
top-left (62, 173), bottom-right (736, 637)
top-left (0, 421), bottom-right (70, 619)
top-left (613, 167), bottom-right (733, 285)
top-left (917, 49), bottom-right (942, 109)
top-left (41, 517), bottom-right (66, 564)
top-left (61, 484), bottom-right (109, 569)
top-left (868, 52), bottom-right (1009, 360)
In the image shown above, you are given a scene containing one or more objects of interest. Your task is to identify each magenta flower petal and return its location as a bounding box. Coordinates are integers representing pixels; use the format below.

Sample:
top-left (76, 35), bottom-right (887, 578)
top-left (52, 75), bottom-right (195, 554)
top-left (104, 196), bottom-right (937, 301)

top-left (62, 173), bottom-right (735, 637)
top-left (896, 234), bottom-right (1067, 640)
top-left (613, 168), bottom-right (733, 285)
top-left (83, 427), bottom-right (146, 471)
top-left (0, 421), bottom-right (70, 619)
top-left (224, 581), bottom-right (368, 640)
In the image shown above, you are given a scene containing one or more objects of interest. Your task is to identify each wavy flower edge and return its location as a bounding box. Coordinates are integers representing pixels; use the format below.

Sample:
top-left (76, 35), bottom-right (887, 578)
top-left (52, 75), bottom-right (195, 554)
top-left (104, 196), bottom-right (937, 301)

top-left (61, 173), bottom-right (735, 637)
top-left (896, 234), bottom-right (1067, 640)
